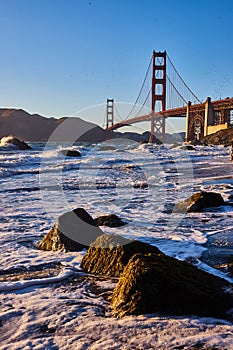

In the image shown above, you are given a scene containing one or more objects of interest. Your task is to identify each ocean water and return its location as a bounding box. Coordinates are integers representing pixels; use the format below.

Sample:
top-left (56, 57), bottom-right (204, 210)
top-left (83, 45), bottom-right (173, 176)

top-left (0, 140), bottom-right (233, 349)
top-left (1, 140), bottom-right (233, 277)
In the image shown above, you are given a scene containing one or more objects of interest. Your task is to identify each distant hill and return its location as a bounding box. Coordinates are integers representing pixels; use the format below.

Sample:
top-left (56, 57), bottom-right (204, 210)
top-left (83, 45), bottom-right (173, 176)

top-left (199, 127), bottom-right (233, 146)
top-left (0, 108), bottom-right (106, 142)
top-left (0, 108), bottom-right (186, 144)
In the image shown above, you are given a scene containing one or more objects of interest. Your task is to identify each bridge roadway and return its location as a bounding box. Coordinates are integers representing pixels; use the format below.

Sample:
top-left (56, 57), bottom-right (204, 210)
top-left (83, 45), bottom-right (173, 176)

top-left (106, 97), bottom-right (233, 131)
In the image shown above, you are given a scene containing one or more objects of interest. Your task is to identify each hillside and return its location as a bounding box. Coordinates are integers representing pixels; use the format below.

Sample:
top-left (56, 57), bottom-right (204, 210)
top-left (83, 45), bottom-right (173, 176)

top-left (0, 109), bottom-right (106, 142)
top-left (200, 127), bottom-right (233, 146)
top-left (0, 108), bottom-right (186, 144)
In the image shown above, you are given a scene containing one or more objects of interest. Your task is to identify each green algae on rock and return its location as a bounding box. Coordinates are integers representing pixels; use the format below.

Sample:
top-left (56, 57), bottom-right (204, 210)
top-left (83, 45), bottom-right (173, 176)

top-left (175, 191), bottom-right (224, 213)
top-left (81, 234), bottom-right (163, 277)
top-left (111, 253), bottom-right (233, 319)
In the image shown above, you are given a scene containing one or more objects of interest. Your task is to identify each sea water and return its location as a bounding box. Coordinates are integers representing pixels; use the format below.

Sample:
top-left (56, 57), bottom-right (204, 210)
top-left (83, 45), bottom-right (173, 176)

top-left (1, 141), bottom-right (233, 278)
top-left (0, 141), bottom-right (233, 349)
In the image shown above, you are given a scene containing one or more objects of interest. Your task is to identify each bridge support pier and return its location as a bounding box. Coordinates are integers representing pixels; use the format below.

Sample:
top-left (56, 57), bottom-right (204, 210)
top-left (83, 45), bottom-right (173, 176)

top-left (204, 97), bottom-right (214, 136)
top-left (149, 114), bottom-right (165, 143)
top-left (185, 101), bottom-right (191, 142)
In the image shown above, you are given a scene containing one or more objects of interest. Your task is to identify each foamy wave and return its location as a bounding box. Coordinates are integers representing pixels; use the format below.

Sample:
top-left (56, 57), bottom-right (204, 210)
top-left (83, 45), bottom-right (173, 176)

top-left (0, 267), bottom-right (74, 292)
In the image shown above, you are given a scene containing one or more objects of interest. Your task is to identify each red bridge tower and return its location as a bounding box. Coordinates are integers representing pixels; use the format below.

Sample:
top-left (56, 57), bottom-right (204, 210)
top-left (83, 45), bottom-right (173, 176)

top-left (149, 50), bottom-right (166, 143)
top-left (106, 98), bottom-right (114, 129)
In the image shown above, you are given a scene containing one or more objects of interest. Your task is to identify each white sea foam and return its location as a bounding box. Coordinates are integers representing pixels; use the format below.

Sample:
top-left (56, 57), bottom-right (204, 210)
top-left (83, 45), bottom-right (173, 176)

top-left (1, 142), bottom-right (233, 349)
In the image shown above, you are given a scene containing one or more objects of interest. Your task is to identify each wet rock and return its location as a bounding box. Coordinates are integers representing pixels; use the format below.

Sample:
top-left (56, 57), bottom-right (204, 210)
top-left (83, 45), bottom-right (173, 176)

top-left (111, 253), bottom-right (233, 319)
top-left (98, 145), bottom-right (116, 151)
top-left (0, 135), bottom-right (32, 150)
top-left (60, 149), bottom-right (81, 157)
top-left (93, 214), bottom-right (127, 227)
top-left (180, 145), bottom-right (195, 150)
top-left (38, 208), bottom-right (103, 252)
top-left (81, 234), bottom-right (163, 277)
top-left (132, 182), bottom-right (148, 189)
top-left (175, 191), bottom-right (224, 213)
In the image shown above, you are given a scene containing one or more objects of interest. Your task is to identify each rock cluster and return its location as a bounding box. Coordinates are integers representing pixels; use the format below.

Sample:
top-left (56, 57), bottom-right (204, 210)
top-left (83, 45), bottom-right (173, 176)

top-left (38, 211), bottom-right (126, 252)
top-left (80, 234), bottom-right (232, 320)
top-left (38, 204), bottom-right (233, 320)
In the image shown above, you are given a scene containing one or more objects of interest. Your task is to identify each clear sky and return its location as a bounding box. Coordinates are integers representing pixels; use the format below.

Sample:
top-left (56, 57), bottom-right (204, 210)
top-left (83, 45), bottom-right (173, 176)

top-left (1, 0), bottom-right (233, 133)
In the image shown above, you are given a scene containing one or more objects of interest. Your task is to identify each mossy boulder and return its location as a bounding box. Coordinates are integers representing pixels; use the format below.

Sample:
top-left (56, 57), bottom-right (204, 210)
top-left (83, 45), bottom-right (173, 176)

top-left (80, 234), bottom-right (163, 277)
top-left (38, 208), bottom-right (103, 252)
top-left (175, 191), bottom-right (224, 213)
top-left (93, 214), bottom-right (126, 227)
top-left (111, 253), bottom-right (233, 319)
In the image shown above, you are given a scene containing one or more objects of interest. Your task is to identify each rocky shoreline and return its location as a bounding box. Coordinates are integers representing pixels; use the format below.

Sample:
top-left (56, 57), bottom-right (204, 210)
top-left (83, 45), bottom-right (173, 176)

top-left (37, 192), bottom-right (233, 321)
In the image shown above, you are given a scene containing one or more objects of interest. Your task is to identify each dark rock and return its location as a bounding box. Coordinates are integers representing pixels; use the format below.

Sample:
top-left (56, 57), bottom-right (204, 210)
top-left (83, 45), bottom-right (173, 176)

top-left (93, 214), bottom-right (127, 227)
top-left (132, 182), bottom-right (148, 189)
top-left (60, 149), bottom-right (81, 157)
top-left (0, 135), bottom-right (32, 150)
top-left (81, 234), bottom-right (163, 277)
top-left (175, 191), bottom-right (224, 213)
top-left (180, 145), bottom-right (195, 150)
top-left (111, 253), bottom-right (233, 319)
top-left (38, 208), bottom-right (103, 252)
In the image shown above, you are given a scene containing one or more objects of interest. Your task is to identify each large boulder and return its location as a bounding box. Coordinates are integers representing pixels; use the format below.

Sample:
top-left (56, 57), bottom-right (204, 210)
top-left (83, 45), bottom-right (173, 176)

top-left (175, 191), bottom-right (224, 213)
top-left (111, 253), bottom-right (233, 319)
top-left (38, 208), bottom-right (103, 252)
top-left (93, 214), bottom-right (126, 227)
top-left (0, 135), bottom-right (32, 150)
top-left (81, 234), bottom-right (163, 277)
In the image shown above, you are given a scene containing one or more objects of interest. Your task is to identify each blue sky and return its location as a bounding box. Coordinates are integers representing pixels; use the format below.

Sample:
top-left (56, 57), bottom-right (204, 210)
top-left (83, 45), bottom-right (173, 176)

top-left (1, 0), bottom-right (233, 132)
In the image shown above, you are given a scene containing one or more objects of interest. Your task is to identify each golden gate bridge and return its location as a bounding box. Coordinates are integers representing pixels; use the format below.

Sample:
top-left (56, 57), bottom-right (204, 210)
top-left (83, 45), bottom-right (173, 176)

top-left (105, 51), bottom-right (233, 142)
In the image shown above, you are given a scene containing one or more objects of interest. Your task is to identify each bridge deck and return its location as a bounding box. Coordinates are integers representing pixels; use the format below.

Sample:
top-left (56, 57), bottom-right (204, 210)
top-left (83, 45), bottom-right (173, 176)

top-left (107, 97), bottom-right (233, 131)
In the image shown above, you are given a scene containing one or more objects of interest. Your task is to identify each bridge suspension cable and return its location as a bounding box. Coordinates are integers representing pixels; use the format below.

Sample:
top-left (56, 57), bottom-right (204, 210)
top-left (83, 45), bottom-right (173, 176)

top-left (123, 57), bottom-right (152, 120)
top-left (166, 53), bottom-right (201, 109)
top-left (114, 103), bottom-right (124, 122)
